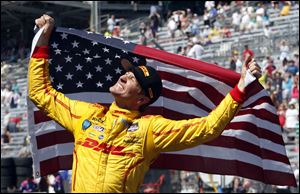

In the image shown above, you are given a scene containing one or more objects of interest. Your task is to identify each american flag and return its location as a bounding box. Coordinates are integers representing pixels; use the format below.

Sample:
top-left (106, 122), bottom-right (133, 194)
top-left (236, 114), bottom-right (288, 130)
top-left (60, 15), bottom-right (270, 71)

top-left (27, 27), bottom-right (296, 186)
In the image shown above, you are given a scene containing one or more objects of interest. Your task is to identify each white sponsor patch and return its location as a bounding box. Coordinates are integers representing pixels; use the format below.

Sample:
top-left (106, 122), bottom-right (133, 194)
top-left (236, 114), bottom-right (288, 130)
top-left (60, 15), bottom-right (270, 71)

top-left (128, 123), bottom-right (139, 132)
top-left (93, 125), bottom-right (105, 132)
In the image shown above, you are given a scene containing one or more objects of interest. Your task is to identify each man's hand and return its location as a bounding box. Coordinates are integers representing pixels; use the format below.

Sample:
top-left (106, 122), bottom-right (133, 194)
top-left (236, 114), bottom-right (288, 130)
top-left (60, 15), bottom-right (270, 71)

top-left (35, 14), bottom-right (55, 46)
top-left (237, 55), bottom-right (262, 92)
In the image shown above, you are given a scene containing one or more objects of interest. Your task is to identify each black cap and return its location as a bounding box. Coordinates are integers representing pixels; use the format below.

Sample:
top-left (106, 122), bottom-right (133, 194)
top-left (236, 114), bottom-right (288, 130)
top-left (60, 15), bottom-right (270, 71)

top-left (129, 65), bottom-right (162, 105)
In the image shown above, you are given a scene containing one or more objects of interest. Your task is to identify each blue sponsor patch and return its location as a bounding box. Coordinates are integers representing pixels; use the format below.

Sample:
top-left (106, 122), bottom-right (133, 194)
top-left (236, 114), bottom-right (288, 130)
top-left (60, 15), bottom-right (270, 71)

top-left (82, 119), bottom-right (91, 131)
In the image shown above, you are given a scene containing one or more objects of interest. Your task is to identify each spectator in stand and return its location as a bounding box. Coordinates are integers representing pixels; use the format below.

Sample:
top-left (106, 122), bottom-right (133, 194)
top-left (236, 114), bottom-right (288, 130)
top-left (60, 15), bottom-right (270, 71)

top-left (179, 10), bottom-right (189, 33)
top-left (231, 177), bottom-right (244, 193)
top-left (255, 2), bottom-right (265, 28)
top-left (240, 8), bottom-right (250, 33)
top-left (1, 83), bottom-right (13, 108)
top-left (38, 176), bottom-right (50, 192)
top-left (293, 51), bottom-right (299, 67)
top-left (286, 60), bottom-right (299, 76)
top-left (280, 40), bottom-right (290, 61)
top-left (107, 15), bottom-right (116, 33)
top-left (19, 176), bottom-right (38, 193)
top-left (277, 103), bottom-right (287, 129)
top-left (11, 79), bottom-right (20, 94)
top-left (167, 17), bottom-right (177, 40)
top-left (232, 10), bottom-right (241, 32)
top-left (149, 11), bottom-right (161, 39)
top-left (2, 109), bottom-right (11, 134)
top-left (203, 9), bottom-right (210, 27)
top-left (1, 127), bottom-right (11, 144)
top-left (17, 136), bottom-right (31, 157)
top-left (10, 90), bottom-right (21, 109)
top-left (187, 37), bottom-right (204, 60)
top-left (139, 22), bottom-right (148, 45)
top-left (280, 1), bottom-right (292, 16)
top-left (285, 100), bottom-right (299, 133)
top-left (7, 113), bottom-right (22, 133)
top-left (205, 1), bottom-right (215, 12)
top-left (112, 21), bottom-right (121, 37)
top-left (291, 72), bottom-right (299, 103)
top-left (242, 45), bottom-right (255, 61)
top-left (53, 172), bottom-right (65, 193)
top-left (272, 71), bottom-right (283, 103)
top-left (190, 13), bottom-right (200, 37)
top-left (282, 73), bottom-right (293, 103)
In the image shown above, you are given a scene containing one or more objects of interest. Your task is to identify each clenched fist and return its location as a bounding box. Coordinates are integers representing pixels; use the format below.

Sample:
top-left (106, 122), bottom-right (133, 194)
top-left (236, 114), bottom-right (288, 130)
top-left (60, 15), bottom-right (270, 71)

top-left (237, 55), bottom-right (262, 92)
top-left (35, 14), bottom-right (55, 46)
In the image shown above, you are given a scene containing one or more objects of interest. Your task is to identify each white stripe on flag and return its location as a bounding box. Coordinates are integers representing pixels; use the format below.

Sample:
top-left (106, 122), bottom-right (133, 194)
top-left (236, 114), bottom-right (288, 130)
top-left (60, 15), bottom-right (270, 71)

top-left (166, 145), bottom-right (293, 173)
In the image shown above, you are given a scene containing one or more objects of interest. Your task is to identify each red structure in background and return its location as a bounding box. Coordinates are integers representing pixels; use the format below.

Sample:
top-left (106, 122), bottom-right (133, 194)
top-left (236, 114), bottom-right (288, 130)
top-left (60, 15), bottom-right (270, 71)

top-left (142, 174), bottom-right (165, 193)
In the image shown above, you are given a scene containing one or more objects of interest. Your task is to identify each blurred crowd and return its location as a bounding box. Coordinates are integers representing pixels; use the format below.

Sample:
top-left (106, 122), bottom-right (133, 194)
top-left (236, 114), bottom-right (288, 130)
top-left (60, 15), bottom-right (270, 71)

top-left (5, 171), bottom-right (71, 193)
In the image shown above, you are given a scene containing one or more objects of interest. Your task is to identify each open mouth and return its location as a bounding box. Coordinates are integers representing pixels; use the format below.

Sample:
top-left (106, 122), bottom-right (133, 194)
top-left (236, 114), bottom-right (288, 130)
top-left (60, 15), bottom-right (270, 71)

top-left (117, 82), bottom-right (124, 90)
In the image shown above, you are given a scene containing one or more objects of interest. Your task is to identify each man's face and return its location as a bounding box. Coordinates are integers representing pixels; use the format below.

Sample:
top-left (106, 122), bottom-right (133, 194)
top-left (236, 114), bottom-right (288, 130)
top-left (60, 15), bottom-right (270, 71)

top-left (109, 71), bottom-right (144, 100)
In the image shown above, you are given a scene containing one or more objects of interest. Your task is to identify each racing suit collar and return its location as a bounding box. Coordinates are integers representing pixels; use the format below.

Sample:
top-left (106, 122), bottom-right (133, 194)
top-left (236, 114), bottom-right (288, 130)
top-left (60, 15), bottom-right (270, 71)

top-left (109, 102), bottom-right (140, 121)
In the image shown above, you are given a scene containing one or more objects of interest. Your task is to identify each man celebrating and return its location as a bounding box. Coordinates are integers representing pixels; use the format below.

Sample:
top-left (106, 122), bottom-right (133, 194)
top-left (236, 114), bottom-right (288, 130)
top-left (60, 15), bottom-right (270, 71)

top-left (29, 15), bottom-right (261, 192)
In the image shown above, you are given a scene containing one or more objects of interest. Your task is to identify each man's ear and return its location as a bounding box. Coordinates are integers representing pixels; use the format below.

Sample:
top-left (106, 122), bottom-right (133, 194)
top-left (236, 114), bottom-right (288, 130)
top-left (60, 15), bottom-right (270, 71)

top-left (121, 58), bottom-right (133, 71)
top-left (137, 96), bottom-right (150, 106)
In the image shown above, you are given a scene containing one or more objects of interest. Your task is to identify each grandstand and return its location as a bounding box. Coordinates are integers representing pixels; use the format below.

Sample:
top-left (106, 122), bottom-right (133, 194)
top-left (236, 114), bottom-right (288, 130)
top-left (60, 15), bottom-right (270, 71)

top-left (1, 1), bottom-right (299, 193)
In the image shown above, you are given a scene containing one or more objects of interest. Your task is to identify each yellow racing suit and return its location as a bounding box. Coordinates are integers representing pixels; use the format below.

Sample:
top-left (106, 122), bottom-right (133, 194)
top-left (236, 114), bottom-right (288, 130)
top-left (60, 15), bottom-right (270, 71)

top-left (28, 46), bottom-right (246, 193)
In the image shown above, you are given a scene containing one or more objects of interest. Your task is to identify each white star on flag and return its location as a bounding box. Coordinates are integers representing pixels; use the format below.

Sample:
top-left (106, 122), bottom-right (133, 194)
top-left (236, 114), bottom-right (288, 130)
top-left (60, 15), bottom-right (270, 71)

top-left (76, 81), bottom-right (83, 88)
top-left (96, 81), bottom-right (103, 88)
top-left (57, 83), bottom-right (63, 90)
top-left (85, 57), bottom-right (93, 63)
top-left (48, 59), bottom-right (52, 64)
top-left (103, 47), bottom-right (109, 53)
top-left (50, 76), bottom-right (54, 83)
top-left (71, 40), bottom-right (79, 48)
top-left (65, 55), bottom-right (72, 63)
top-left (86, 72), bottom-right (93, 79)
top-left (115, 67), bottom-right (122, 74)
top-left (60, 33), bottom-right (68, 39)
top-left (51, 42), bottom-right (58, 48)
top-left (106, 74), bottom-right (113, 81)
top-left (75, 64), bottom-right (83, 71)
top-left (132, 57), bottom-right (139, 63)
top-left (65, 73), bottom-right (73, 80)
top-left (93, 54), bottom-right (101, 58)
top-left (92, 41), bottom-right (98, 46)
top-left (115, 54), bottom-right (120, 58)
top-left (54, 49), bottom-right (62, 55)
top-left (55, 65), bottom-right (63, 72)
top-left (105, 58), bottom-right (112, 65)
top-left (95, 65), bottom-right (102, 72)
top-left (123, 40), bottom-right (130, 44)
top-left (122, 50), bottom-right (128, 54)
top-left (82, 49), bottom-right (90, 55)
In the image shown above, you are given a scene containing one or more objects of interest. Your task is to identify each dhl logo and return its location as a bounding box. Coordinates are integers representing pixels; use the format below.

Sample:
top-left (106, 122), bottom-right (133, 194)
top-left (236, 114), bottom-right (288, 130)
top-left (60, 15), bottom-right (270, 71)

top-left (79, 137), bottom-right (135, 157)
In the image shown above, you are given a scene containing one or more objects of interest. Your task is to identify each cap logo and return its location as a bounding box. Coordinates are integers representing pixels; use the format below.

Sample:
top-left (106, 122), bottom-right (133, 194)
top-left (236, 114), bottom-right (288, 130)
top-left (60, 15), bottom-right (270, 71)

top-left (138, 66), bottom-right (150, 77)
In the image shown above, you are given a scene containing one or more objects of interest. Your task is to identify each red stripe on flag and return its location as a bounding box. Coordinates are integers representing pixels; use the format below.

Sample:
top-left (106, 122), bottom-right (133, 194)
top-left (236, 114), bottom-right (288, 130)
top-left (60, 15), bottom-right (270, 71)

top-left (133, 45), bottom-right (240, 87)
top-left (162, 88), bottom-right (211, 113)
top-left (159, 71), bottom-right (225, 105)
top-left (36, 130), bottom-right (74, 149)
top-left (225, 122), bottom-right (284, 145)
top-left (151, 154), bottom-right (297, 186)
top-left (40, 155), bottom-right (73, 177)
top-left (34, 110), bottom-right (52, 124)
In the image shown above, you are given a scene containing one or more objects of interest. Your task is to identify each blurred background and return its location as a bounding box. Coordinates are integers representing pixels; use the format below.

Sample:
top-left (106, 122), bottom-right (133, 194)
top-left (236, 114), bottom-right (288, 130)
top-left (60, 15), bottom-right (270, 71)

top-left (1, 1), bottom-right (299, 193)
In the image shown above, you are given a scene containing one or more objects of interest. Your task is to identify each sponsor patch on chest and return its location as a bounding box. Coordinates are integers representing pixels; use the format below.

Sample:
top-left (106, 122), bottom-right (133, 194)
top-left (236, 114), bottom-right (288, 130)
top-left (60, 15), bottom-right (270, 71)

top-left (127, 123), bottom-right (139, 132)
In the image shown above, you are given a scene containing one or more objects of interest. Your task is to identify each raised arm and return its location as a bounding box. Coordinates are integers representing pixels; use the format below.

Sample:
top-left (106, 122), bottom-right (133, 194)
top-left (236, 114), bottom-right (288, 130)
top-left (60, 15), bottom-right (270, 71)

top-left (147, 56), bottom-right (261, 152)
top-left (28, 15), bottom-right (105, 135)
